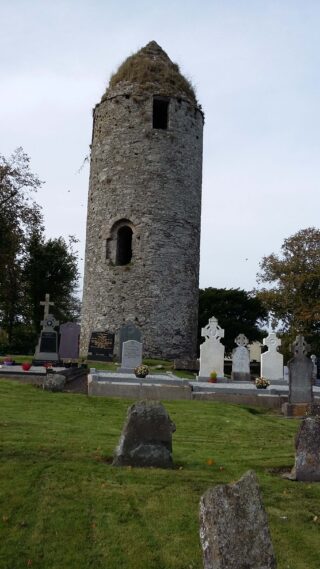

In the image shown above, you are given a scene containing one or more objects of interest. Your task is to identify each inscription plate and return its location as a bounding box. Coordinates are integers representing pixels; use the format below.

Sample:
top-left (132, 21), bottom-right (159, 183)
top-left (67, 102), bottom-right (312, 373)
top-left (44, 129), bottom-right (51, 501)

top-left (39, 332), bottom-right (57, 353)
top-left (88, 331), bottom-right (114, 361)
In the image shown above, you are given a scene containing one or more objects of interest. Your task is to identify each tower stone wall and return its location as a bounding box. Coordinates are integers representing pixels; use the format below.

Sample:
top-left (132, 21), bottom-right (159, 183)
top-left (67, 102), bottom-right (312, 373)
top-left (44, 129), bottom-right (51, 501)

top-left (80, 41), bottom-right (204, 359)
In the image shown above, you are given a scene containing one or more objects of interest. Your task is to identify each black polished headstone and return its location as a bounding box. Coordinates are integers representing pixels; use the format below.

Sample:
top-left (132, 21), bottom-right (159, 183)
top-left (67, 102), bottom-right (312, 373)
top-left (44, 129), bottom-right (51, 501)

top-left (59, 322), bottom-right (80, 359)
top-left (87, 331), bottom-right (114, 361)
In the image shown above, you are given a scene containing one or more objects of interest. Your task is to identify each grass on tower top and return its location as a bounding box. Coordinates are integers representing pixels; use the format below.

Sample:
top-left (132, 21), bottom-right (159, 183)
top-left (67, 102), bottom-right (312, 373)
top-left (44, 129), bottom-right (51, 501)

top-left (108, 43), bottom-right (197, 104)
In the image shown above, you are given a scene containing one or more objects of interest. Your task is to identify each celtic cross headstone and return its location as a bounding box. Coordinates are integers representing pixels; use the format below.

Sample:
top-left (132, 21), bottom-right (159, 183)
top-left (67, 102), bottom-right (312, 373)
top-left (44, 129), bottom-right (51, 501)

top-left (198, 316), bottom-right (225, 380)
top-left (34, 294), bottom-right (60, 364)
top-left (288, 335), bottom-right (313, 404)
top-left (232, 334), bottom-right (250, 381)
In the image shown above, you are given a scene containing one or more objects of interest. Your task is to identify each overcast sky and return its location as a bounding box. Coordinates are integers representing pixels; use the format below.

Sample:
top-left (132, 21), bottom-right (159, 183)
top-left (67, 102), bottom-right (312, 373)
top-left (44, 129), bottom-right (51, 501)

top-left (1, 0), bottom-right (319, 295)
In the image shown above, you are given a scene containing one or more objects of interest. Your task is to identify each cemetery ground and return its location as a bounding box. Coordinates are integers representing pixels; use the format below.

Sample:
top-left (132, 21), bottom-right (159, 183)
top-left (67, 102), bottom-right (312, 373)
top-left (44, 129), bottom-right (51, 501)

top-left (1, 382), bottom-right (320, 569)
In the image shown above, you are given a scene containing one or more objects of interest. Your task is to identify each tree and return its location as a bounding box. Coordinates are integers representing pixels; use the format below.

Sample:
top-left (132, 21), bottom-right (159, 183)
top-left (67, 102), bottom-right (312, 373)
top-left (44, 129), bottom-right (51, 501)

top-left (24, 232), bottom-right (81, 332)
top-left (0, 149), bottom-right (81, 353)
top-left (256, 227), bottom-right (320, 354)
top-left (198, 288), bottom-right (268, 354)
top-left (0, 148), bottom-right (43, 343)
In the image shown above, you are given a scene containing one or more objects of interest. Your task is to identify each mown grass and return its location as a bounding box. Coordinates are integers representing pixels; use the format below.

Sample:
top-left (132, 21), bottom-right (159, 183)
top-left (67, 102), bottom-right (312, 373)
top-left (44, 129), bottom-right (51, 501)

top-left (0, 380), bottom-right (319, 569)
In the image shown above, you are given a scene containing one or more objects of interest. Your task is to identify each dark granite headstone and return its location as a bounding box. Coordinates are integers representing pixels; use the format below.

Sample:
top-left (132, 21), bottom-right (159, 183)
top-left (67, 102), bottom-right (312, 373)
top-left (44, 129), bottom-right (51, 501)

top-left (288, 335), bottom-right (313, 404)
top-left (87, 331), bottom-right (114, 361)
top-left (119, 322), bottom-right (142, 360)
top-left (59, 322), bottom-right (80, 359)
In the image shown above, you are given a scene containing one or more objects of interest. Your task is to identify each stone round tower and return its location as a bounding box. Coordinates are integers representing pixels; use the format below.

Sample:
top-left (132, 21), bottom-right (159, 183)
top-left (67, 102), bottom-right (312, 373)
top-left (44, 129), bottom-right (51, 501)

top-left (80, 41), bottom-right (204, 359)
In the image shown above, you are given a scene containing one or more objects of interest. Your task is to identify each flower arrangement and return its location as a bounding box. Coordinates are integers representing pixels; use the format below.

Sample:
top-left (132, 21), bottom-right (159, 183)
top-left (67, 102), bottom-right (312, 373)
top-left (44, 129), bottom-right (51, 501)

top-left (209, 371), bottom-right (217, 383)
top-left (255, 377), bottom-right (270, 389)
top-left (22, 361), bottom-right (32, 371)
top-left (134, 364), bottom-right (149, 378)
top-left (3, 356), bottom-right (13, 366)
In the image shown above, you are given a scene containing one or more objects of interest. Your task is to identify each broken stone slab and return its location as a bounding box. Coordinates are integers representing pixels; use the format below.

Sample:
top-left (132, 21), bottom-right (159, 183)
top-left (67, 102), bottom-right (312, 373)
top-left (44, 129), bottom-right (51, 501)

top-left (291, 416), bottom-right (320, 481)
top-left (112, 400), bottom-right (176, 468)
top-left (199, 470), bottom-right (277, 569)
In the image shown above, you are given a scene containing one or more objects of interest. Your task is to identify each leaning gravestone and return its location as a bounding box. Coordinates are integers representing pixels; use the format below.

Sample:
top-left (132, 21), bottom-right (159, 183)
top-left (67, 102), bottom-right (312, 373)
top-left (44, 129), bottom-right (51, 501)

top-left (198, 316), bottom-right (225, 380)
top-left (119, 322), bottom-right (142, 360)
top-left (118, 340), bottom-right (142, 372)
top-left (59, 322), bottom-right (80, 360)
top-left (34, 294), bottom-right (60, 364)
top-left (87, 330), bottom-right (114, 361)
top-left (199, 470), bottom-right (277, 569)
top-left (291, 416), bottom-right (320, 481)
top-left (261, 332), bottom-right (284, 382)
top-left (112, 401), bottom-right (176, 468)
top-left (283, 335), bottom-right (313, 417)
top-left (231, 334), bottom-right (250, 381)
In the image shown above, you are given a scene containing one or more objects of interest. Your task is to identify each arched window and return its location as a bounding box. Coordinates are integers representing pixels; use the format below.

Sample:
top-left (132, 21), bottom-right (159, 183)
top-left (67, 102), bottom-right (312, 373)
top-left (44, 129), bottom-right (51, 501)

top-left (116, 225), bottom-right (133, 265)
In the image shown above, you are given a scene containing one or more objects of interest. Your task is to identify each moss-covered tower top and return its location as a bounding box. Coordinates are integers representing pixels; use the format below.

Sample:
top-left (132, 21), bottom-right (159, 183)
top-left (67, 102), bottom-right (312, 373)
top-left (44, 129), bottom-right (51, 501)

top-left (102, 41), bottom-right (197, 105)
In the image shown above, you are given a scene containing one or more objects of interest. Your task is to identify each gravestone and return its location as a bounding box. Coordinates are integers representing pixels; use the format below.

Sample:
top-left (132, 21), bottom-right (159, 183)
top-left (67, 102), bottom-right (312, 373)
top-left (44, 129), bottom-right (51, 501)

top-left (112, 401), bottom-right (176, 468)
top-left (119, 340), bottom-right (142, 372)
top-left (311, 354), bottom-right (318, 382)
top-left (59, 322), bottom-right (80, 360)
top-left (248, 341), bottom-right (262, 362)
top-left (292, 416), bottom-right (320, 481)
top-left (261, 332), bottom-right (284, 381)
top-left (119, 322), bottom-right (142, 360)
top-left (231, 334), bottom-right (250, 381)
top-left (87, 331), bottom-right (114, 361)
top-left (198, 316), bottom-right (225, 380)
top-left (34, 294), bottom-right (60, 364)
top-left (283, 335), bottom-right (313, 417)
top-left (199, 470), bottom-right (277, 569)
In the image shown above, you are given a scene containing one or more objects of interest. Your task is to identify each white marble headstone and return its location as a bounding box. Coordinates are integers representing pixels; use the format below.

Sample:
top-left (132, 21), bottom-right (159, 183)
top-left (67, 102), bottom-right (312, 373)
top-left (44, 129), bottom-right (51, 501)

top-left (261, 332), bottom-right (283, 381)
top-left (121, 340), bottom-right (142, 370)
top-left (199, 316), bottom-right (225, 379)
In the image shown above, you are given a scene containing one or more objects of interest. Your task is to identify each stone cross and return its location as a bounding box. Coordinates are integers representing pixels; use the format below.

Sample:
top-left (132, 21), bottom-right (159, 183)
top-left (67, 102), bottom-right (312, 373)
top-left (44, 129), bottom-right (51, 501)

top-left (235, 333), bottom-right (249, 347)
top-left (263, 332), bottom-right (281, 352)
top-left (292, 335), bottom-right (310, 357)
top-left (40, 294), bottom-right (54, 320)
top-left (201, 316), bottom-right (224, 341)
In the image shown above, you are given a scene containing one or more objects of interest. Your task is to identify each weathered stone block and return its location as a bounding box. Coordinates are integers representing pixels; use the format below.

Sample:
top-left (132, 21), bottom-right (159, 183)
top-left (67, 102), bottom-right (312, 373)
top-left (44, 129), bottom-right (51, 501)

top-left (199, 470), bottom-right (277, 569)
top-left (292, 416), bottom-right (320, 481)
top-left (43, 373), bottom-right (66, 392)
top-left (112, 400), bottom-right (176, 468)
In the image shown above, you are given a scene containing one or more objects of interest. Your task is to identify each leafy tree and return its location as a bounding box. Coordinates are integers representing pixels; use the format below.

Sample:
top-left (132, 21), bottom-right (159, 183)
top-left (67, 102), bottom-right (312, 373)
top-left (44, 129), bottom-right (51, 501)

top-left (0, 148), bottom-right (43, 343)
top-left (24, 232), bottom-right (81, 333)
top-left (256, 227), bottom-right (320, 355)
top-left (198, 288), bottom-right (267, 354)
top-left (0, 149), bottom-right (81, 353)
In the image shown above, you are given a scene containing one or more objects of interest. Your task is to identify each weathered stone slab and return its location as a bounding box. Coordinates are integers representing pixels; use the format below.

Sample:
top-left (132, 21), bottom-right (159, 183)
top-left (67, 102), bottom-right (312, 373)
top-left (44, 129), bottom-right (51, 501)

top-left (112, 400), bottom-right (176, 468)
top-left (199, 470), bottom-right (277, 569)
top-left (43, 373), bottom-right (66, 392)
top-left (292, 416), bottom-right (320, 481)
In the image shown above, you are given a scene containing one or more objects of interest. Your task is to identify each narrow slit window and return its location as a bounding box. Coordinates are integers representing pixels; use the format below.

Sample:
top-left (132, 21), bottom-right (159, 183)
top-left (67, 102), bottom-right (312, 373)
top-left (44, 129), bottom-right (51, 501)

top-left (153, 98), bottom-right (169, 129)
top-left (116, 226), bottom-right (133, 266)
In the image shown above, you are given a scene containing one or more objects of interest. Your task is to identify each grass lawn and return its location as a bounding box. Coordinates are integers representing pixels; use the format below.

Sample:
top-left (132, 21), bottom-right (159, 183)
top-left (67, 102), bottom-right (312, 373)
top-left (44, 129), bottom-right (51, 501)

top-left (0, 380), bottom-right (319, 569)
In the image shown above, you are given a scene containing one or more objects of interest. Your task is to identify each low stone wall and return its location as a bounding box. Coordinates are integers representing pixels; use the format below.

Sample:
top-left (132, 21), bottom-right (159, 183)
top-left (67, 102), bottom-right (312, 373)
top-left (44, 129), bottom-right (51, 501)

top-left (88, 377), bottom-right (192, 400)
top-left (193, 391), bottom-right (286, 409)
